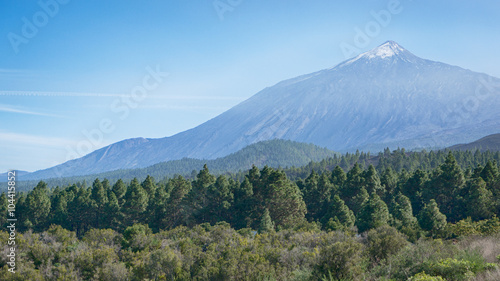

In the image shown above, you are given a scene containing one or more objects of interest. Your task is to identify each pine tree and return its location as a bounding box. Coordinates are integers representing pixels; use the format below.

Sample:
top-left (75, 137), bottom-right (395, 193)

top-left (390, 193), bottom-right (418, 230)
top-left (204, 175), bottom-right (234, 224)
top-left (350, 187), bottom-right (369, 215)
top-left (261, 169), bottom-right (307, 228)
top-left (122, 178), bottom-right (149, 226)
top-left (314, 172), bottom-right (335, 220)
top-left (463, 178), bottom-right (495, 221)
top-left (418, 199), bottom-right (447, 237)
top-left (26, 181), bottom-right (51, 231)
top-left (381, 167), bottom-right (398, 197)
top-left (303, 170), bottom-right (319, 220)
top-left (321, 195), bottom-right (355, 231)
top-left (304, 171), bottom-right (333, 220)
top-left (67, 186), bottom-right (93, 236)
top-left (480, 160), bottom-right (499, 185)
top-left (183, 165), bottom-right (216, 225)
top-left (163, 175), bottom-right (191, 229)
top-left (331, 165), bottom-right (347, 189)
top-left (232, 177), bottom-right (254, 229)
top-left (112, 179), bottom-right (127, 207)
top-left (91, 178), bottom-right (108, 228)
top-left (258, 208), bottom-right (275, 234)
top-left (426, 152), bottom-right (465, 222)
top-left (51, 191), bottom-right (69, 229)
top-left (357, 192), bottom-right (390, 233)
top-left (141, 175), bottom-right (158, 205)
top-left (342, 163), bottom-right (364, 201)
top-left (403, 169), bottom-right (428, 215)
top-left (363, 165), bottom-right (384, 196)
top-left (147, 183), bottom-right (169, 231)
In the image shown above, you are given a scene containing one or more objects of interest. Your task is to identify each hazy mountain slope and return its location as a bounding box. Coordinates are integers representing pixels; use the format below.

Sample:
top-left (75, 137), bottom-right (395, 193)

top-left (17, 139), bottom-right (336, 184)
top-left (448, 133), bottom-right (500, 152)
top-left (25, 41), bottom-right (500, 179)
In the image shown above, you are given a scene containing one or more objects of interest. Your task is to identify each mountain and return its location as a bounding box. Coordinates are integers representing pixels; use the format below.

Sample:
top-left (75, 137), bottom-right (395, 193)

top-left (0, 170), bottom-right (30, 180)
top-left (10, 139), bottom-right (336, 187)
top-left (448, 133), bottom-right (500, 151)
top-left (26, 41), bottom-right (500, 179)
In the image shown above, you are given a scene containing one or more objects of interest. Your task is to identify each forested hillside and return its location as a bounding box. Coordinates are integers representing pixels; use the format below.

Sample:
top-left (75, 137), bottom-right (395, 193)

top-left (449, 133), bottom-right (500, 152)
top-left (1, 151), bottom-right (500, 280)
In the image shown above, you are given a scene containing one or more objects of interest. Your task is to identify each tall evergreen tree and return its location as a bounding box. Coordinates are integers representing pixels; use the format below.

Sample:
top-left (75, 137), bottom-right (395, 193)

top-left (204, 175), bottom-right (234, 224)
top-left (249, 167), bottom-right (306, 229)
top-left (25, 181), bottom-right (51, 231)
top-left (342, 163), bottom-right (364, 201)
top-left (264, 169), bottom-right (307, 228)
top-left (183, 164), bottom-right (216, 225)
top-left (67, 186), bottom-right (93, 236)
top-left (163, 175), bottom-right (191, 229)
top-left (480, 160), bottom-right (499, 185)
top-left (303, 170), bottom-right (319, 220)
top-left (141, 175), bottom-right (158, 205)
top-left (418, 199), bottom-right (447, 237)
top-left (363, 165), bottom-right (384, 196)
top-left (321, 195), bottom-right (355, 231)
top-left (91, 178), bottom-right (108, 228)
top-left (331, 165), bottom-right (347, 189)
top-left (389, 193), bottom-right (418, 230)
top-left (147, 183), bottom-right (169, 231)
top-left (51, 190), bottom-right (69, 229)
top-left (351, 187), bottom-right (369, 215)
top-left (122, 178), bottom-right (149, 226)
top-left (112, 179), bottom-right (127, 207)
top-left (232, 177), bottom-right (254, 229)
top-left (258, 208), bottom-right (275, 234)
top-left (314, 172), bottom-right (335, 219)
top-left (381, 167), bottom-right (398, 197)
top-left (402, 169), bottom-right (428, 215)
top-left (357, 192), bottom-right (390, 233)
top-left (104, 191), bottom-right (121, 230)
top-left (463, 178), bottom-right (495, 221)
top-left (426, 152), bottom-right (465, 222)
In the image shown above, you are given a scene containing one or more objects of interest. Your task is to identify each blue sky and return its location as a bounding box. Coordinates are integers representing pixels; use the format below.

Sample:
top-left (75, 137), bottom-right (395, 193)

top-left (1, 0), bottom-right (500, 173)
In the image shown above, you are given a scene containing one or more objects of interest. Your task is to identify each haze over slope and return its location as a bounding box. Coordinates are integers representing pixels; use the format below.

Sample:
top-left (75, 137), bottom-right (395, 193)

top-left (28, 41), bottom-right (500, 178)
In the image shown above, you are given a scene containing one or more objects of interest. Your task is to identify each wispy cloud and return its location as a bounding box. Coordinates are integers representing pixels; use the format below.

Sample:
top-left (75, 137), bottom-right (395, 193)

top-left (0, 91), bottom-right (124, 97)
top-left (0, 90), bottom-right (247, 101)
top-left (138, 104), bottom-right (231, 110)
top-left (0, 104), bottom-right (66, 118)
top-left (152, 95), bottom-right (246, 101)
top-left (0, 132), bottom-right (76, 148)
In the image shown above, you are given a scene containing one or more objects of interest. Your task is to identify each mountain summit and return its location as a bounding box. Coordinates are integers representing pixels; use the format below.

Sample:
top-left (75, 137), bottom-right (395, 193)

top-left (26, 41), bottom-right (500, 179)
top-left (339, 41), bottom-right (417, 66)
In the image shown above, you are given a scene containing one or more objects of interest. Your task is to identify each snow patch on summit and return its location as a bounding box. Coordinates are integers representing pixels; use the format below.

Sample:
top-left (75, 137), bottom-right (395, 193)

top-left (338, 41), bottom-right (406, 67)
top-left (366, 41), bottom-right (404, 59)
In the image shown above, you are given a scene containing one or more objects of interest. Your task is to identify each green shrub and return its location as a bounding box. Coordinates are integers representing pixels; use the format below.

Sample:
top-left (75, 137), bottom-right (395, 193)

top-left (313, 237), bottom-right (365, 281)
top-left (365, 225), bottom-right (408, 264)
top-left (421, 255), bottom-right (497, 281)
top-left (409, 272), bottom-right (445, 281)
